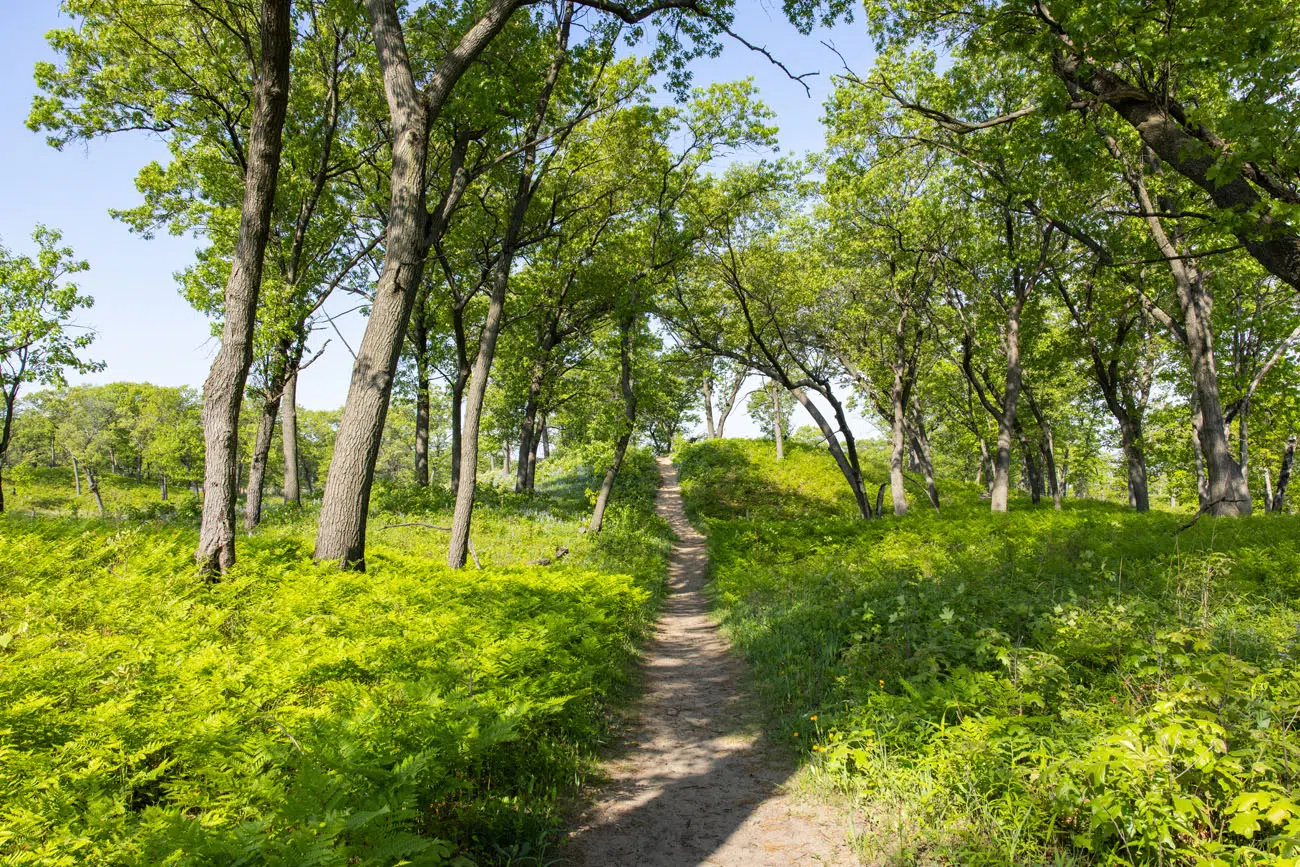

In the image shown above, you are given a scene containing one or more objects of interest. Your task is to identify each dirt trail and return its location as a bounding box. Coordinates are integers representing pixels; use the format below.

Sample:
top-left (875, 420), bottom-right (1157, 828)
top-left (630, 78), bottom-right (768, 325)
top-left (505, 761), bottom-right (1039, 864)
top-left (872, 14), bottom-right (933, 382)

top-left (565, 458), bottom-right (858, 866)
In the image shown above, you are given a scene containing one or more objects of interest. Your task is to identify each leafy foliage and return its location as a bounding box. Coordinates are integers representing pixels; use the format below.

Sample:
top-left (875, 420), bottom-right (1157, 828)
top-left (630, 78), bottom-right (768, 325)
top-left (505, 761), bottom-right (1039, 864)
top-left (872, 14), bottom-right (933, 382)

top-left (679, 440), bottom-right (1300, 866)
top-left (0, 451), bottom-right (669, 865)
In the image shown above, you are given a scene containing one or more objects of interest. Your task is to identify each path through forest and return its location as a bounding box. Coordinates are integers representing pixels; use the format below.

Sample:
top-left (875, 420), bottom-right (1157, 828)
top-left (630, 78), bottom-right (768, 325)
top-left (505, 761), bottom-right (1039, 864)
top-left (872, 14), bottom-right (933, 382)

top-left (565, 458), bottom-right (858, 866)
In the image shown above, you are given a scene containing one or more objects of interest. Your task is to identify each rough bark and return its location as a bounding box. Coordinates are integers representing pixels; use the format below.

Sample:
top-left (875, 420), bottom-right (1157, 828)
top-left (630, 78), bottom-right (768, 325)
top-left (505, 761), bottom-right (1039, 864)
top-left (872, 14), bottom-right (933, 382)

top-left (314, 0), bottom-right (519, 568)
top-left (702, 376), bottom-right (716, 438)
top-left (281, 367), bottom-right (300, 504)
top-left (412, 288), bottom-right (430, 487)
top-left (243, 393), bottom-right (282, 531)
top-left (1263, 465), bottom-right (1274, 512)
top-left (888, 365), bottom-right (908, 516)
top-left (991, 306), bottom-right (1024, 513)
top-left (196, 0), bottom-right (292, 574)
top-left (447, 5), bottom-right (571, 568)
top-left (1275, 435), bottom-right (1296, 512)
top-left (1118, 415), bottom-right (1150, 512)
top-left (86, 465), bottom-right (105, 516)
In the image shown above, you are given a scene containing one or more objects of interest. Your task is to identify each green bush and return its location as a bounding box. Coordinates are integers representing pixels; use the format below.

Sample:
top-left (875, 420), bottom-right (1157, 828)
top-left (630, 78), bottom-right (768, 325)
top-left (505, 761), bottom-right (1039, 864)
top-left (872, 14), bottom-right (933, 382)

top-left (679, 440), bottom-right (1300, 866)
top-left (0, 450), bottom-right (670, 866)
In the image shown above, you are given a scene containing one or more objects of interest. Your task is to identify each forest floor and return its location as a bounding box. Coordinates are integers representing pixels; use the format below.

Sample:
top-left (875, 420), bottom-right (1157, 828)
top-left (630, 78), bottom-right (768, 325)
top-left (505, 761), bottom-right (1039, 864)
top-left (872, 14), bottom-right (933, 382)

top-left (564, 458), bottom-right (858, 866)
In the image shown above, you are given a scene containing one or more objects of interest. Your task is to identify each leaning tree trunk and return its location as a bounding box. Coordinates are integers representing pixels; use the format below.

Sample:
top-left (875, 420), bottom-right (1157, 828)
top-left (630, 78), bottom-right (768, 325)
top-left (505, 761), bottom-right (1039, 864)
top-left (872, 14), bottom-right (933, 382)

top-left (905, 401), bottom-right (940, 511)
top-left (196, 0), bottom-right (292, 574)
top-left (448, 259), bottom-right (512, 566)
top-left (244, 393), bottom-right (282, 531)
top-left (790, 386), bottom-right (871, 518)
top-left (590, 317), bottom-right (637, 534)
top-left (281, 367), bottom-right (300, 504)
top-left (86, 465), bottom-right (105, 516)
top-left (314, 0), bottom-right (520, 568)
top-left (1275, 434), bottom-right (1296, 512)
top-left (1180, 274), bottom-right (1251, 516)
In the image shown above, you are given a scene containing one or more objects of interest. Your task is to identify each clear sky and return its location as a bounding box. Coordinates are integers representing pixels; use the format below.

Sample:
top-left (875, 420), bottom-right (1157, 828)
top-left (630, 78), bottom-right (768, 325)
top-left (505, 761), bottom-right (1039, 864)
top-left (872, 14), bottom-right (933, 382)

top-left (0, 2), bottom-right (879, 439)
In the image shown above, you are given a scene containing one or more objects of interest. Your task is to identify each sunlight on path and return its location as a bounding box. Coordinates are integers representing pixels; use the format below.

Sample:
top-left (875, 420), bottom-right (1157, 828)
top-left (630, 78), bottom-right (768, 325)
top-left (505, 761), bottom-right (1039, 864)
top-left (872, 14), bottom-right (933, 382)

top-left (564, 458), bottom-right (858, 866)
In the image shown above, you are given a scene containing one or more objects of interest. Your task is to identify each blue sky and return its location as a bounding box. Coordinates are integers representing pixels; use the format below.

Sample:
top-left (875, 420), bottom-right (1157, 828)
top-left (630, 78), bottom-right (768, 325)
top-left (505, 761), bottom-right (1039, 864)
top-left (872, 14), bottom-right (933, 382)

top-left (0, 2), bottom-right (878, 437)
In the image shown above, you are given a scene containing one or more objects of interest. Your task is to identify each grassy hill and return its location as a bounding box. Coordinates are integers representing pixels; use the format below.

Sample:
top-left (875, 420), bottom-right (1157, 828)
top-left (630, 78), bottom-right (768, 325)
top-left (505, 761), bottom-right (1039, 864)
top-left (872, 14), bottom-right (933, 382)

top-left (677, 439), bottom-right (1300, 866)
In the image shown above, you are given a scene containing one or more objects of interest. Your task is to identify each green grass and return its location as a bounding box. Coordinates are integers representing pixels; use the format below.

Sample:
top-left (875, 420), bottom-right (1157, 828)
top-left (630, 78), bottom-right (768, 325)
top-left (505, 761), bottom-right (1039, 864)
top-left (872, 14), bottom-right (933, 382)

top-left (676, 439), bottom-right (1300, 867)
top-left (4, 465), bottom-right (201, 521)
top-left (0, 450), bottom-right (670, 866)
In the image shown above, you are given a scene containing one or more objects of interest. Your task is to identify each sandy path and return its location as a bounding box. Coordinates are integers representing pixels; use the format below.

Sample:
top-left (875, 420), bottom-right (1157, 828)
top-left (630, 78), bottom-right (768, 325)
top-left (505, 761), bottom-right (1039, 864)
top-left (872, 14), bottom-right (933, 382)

top-left (564, 458), bottom-right (858, 866)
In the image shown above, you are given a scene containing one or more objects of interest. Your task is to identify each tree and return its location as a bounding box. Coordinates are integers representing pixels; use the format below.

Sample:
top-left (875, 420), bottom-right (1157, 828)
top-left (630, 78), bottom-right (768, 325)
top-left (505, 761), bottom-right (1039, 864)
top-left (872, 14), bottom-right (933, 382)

top-left (0, 227), bottom-right (100, 513)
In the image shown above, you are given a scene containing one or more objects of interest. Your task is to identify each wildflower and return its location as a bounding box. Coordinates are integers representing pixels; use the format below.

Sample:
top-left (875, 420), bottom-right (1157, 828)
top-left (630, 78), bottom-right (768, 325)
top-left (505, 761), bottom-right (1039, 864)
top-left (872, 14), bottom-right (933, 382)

top-left (878, 679), bottom-right (885, 688)
top-left (809, 715), bottom-right (818, 722)
top-left (793, 732), bottom-right (799, 737)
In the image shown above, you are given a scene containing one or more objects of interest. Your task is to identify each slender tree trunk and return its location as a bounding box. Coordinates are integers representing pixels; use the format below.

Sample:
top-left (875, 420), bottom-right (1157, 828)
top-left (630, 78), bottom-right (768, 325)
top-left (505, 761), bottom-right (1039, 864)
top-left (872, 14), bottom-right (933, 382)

top-left (196, 0), bottom-right (292, 574)
top-left (1263, 465), bottom-right (1275, 512)
top-left (527, 423), bottom-right (542, 489)
top-left (244, 394), bottom-right (282, 531)
top-left (413, 302), bottom-right (430, 487)
top-left (160, 472), bottom-right (168, 502)
top-left (516, 355), bottom-right (547, 492)
top-left (702, 375), bottom-right (716, 438)
top-left (991, 306), bottom-right (1024, 513)
top-left (448, 259), bottom-right (513, 567)
top-left (1040, 431), bottom-right (1062, 510)
top-left (790, 386), bottom-right (870, 518)
top-left (71, 454), bottom-right (81, 496)
top-left (86, 465), bottom-right (105, 516)
top-left (282, 367), bottom-right (300, 504)
top-left (888, 368), bottom-right (907, 516)
top-left (1275, 435), bottom-right (1296, 512)
top-left (450, 368), bottom-right (466, 496)
top-left (590, 317), bottom-right (637, 534)
top-left (906, 401), bottom-right (940, 511)
top-left (541, 422), bottom-right (550, 458)
top-left (771, 381), bottom-right (785, 461)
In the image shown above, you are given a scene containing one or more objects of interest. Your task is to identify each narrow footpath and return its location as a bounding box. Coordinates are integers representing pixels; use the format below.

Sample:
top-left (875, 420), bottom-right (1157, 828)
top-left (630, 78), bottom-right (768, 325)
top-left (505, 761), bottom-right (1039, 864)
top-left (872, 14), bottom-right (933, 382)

top-left (565, 458), bottom-right (857, 866)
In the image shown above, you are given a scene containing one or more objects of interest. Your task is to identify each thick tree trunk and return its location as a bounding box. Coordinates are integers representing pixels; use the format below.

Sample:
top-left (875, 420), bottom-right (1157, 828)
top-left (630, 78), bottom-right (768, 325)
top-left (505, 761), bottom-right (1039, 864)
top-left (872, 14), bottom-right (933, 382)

top-left (281, 367), bottom-right (300, 504)
top-left (991, 309), bottom-right (1024, 513)
top-left (1275, 435), bottom-right (1296, 512)
top-left (1180, 278), bottom-right (1251, 516)
top-left (244, 394), bottom-right (281, 531)
top-left (527, 422), bottom-right (542, 488)
top-left (315, 0), bottom-right (519, 568)
top-left (1118, 415), bottom-right (1151, 512)
top-left (196, 0), bottom-right (292, 575)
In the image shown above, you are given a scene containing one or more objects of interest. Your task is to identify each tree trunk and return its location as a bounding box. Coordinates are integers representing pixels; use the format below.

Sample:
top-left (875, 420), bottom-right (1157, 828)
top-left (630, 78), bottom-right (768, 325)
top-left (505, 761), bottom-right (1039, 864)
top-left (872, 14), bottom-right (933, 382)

top-left (413, 299), bottom-right (430, 487)
top-left (715, 371), bottom-right (745, 438)
top-left (888, 368), bottom-right (907, 516)
top-left (527, 421), bottom-right (542, 488)
top-left (196, 0), bottom-right (292, 575)
top-left (1040, 431), bottom-right (1062, 510)
top-left (1275, 434), bottom-right (1296, 512)
top-left (448, 259), bottom-right (513, 567)
top-left (790, 386), bottom-right (870, 518)
top-left (450, 366), bottom-right (466, 496)
top-left (1263, 465), bottom-right (1274, 512)
top-left (541, 421), bottom-right (550, 458)
top-left (86, 465), bottom-right (105, 516)
top-left (590, 317), bottom-right (637, 534)
top-left (71, 454), bottom-right (81, 496)
top-left (771, 381), bottom-right (785, 461)
top-left (1191, 397), bottom-right (1210, 509)
top-left (906, 401), bottom-right (940, 511)
top-left (244, 394), bottom-right (281, 531)
top-left (702, 376), bottom-right (716, 438)
top-left (516, 354), bottom-right (547, 492)
top-left (1118, 415), bottom-right (1150, 512)
top-left (160, 472), bottom-right (168, 502)
top-left (991, 307), bottom-right (1024, 513)
top-left (314, 0), bottom-right (520, 569)
top-left (281, 367), bottom-right (300, 504)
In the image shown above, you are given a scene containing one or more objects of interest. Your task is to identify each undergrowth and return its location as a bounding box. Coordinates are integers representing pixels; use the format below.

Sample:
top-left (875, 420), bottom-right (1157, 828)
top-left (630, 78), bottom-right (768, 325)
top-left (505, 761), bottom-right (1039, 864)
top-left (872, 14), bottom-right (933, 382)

top-left (677, 439), bottom-right (1300, 867)
top-left (0, 450), bottom-right (670, 866)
